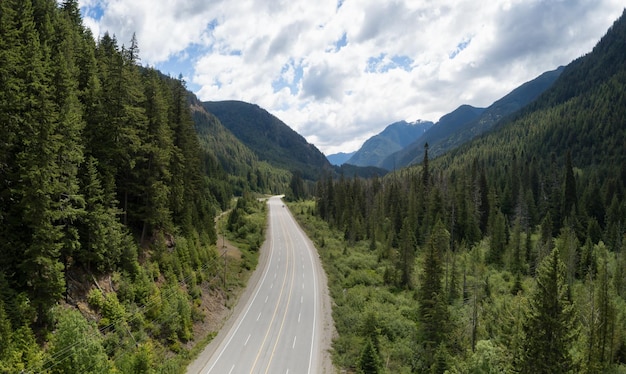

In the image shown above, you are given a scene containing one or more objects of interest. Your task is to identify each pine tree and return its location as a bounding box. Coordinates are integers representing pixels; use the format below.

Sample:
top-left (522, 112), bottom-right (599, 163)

top-left (0, 0), bottom-right (22, 275)
top-left (587, 244), bottom-right (616, 372)
top-left (361, 310), bottom-right (381, 355)
top-left (520, 248), bottom-right (575, 373)
top-left (49, 3), bottom-right (87, 283)
top-left (562, 151), bottom-right (577, 219)
top-left (417, 219), bottom-right (450, 369)
top-left (357, 338), bottom-right (381, 374)
top-left (478, 168), bottom-right (490, 233)
top-left (487, 210), bottom-right (507, 266)
top-left (76, 156), bottom-right (131, 272)
top-left (140, 69), bottom-right (174, 242)
top-left (10, 0), bottom-right (67, 323)
top-left (398, 217), bottom-right (416, 288)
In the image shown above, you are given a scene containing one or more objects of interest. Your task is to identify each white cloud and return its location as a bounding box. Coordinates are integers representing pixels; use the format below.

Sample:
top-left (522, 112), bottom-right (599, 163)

top-left (79, 0), bottom-right (625, 155)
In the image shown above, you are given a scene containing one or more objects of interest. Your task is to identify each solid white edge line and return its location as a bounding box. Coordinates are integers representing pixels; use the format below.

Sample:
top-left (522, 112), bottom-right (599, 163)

top-left (203, 199), bottom-right (279, 373)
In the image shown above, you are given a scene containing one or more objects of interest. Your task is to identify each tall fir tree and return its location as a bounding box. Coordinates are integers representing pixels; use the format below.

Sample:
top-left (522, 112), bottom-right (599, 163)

top-left (562, 150), bottom-right (578, 219)
top-left (397, 217), bottom-right (417, 289)
top-left (10, 0), bottom-right (67, 323)
top-left (417, 219), bottom-right (450, 370)
top-left (520, 248), bottom-right (575, 373)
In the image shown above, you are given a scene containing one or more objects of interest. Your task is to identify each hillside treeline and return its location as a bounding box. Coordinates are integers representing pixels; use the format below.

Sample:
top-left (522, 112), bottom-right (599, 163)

top-left (0, 0), bottom-right (230, 372)
top-left (312, 142), bottom-right (626, 372)
top-left (310, 10), bottom-right (626, 373)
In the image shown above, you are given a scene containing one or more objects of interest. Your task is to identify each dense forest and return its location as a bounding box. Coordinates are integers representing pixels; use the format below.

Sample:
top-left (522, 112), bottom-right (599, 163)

top-left (189, 95), bottom-right (293, 198)
top-left (0, 1), bottom-right (259, 372)
top-left (201, 100), bottom-right (332, 181)
top-left (3, 0), bottom-right (626, 373)
top-left (302, 9), bottom-right (626, 374)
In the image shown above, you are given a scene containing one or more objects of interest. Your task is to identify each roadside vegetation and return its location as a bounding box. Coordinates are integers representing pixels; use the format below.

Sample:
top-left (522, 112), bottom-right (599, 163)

top-left (291, 196), bottom-right (626, 373)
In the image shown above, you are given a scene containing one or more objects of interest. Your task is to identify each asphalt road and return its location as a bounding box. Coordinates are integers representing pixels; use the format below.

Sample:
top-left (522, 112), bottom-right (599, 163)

top-left (187, 196), bottom-right (327, 374)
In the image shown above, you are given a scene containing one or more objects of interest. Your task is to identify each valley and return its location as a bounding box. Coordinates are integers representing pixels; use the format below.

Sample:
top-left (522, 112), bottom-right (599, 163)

top-left (1, 1), bottom-right (626, 373)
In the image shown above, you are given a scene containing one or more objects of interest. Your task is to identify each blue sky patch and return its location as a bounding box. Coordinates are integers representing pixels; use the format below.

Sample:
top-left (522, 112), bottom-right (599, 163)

top-left (334, 32), bottom-right (348, 52)
top-left (272, 59), bottom-right (303, 95)
top-left (79, 1), bottom-right (105, 21)
top-left (449, 37), bottom-right (472, 59)
top-left (366, 53), bottom-right (413, 73)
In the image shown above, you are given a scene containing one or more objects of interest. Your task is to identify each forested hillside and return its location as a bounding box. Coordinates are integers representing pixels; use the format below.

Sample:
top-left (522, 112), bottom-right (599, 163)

top-left (304, 9), bottom-right (626, 373)
top-left (188, 95), bottom-right (291, 199)
top-left (201, 100), bottom-right (332, 180)
top-left (0, 1), bottom-right (240, 372)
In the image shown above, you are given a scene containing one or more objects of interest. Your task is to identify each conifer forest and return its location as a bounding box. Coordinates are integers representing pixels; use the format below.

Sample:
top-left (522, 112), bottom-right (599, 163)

top-left (2, 0), bottom-right (626, 373)
top-left (295, 10), bottom-right (626, 373)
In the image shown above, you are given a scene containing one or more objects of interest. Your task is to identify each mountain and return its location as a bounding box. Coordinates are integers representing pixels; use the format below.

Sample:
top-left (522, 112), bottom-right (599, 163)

top-left (437, 8), bottom-right (626, 201)
top-left (346, 120), bottom-right (434, 168)
top-left (201, 100), bottom-right (331, 180)
top-left (383, 66), bottom-right (564, 169)
top-left (188, 95), bottom-right (259, 177)
top-left (326, 152), bottom-right (355, 166)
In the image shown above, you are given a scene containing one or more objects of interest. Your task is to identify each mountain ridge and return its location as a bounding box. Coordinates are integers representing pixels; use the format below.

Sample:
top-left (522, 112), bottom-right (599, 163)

top-left (326, 151), bottom-right (356, 166)
top-left (345, 120), bottom-right (434, 168)
top-left (382, 66), bottom-right (564, 169)
top-left (201, 100), bottom-right (332, 180)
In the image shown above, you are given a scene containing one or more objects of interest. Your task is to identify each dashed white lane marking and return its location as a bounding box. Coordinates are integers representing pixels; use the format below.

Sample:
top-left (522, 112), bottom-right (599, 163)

top-left (244, 334), bottom-right (251, 346)
top-left (257, 313), bottom-right (262, 321)
top-left (292, 336), bottom-right (297, 349)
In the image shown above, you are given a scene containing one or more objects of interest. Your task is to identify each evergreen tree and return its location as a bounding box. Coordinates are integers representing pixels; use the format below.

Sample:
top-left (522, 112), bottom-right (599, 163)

top-left (398, 217), bottom-right (417, 289)
top-left (289, 170), bottom-right (306, 200)
top-left (76, 156), bottom-right (131, 272)
top-left (357, 338), bottom-right (381, 374)
top-left (487, 210), bottom-right (507, 266)
top-left (586, 244), bottom-right (616, 372)
top-left (361, 310), bottom-right (381, 355)
top-left (139, 69), bottom-right (174, 242)
top-left (10, 0), bottom-right (67, 323)
top-left (417, 219), bottom-right (450, 369)
top-left (520, 248), bottom-right (575, 373)
top-left (562, 151), bottom-right (578, 219)
top-left (478, 167), bottom-right (490, 234)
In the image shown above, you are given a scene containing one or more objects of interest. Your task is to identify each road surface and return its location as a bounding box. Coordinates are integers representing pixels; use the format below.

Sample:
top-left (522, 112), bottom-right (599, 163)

top-left (187, 196), bottom-right (333, 374)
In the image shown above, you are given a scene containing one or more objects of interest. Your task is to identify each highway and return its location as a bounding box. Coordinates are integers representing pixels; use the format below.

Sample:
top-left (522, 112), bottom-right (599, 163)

top-left (187, 196), bottom-right (329, 374)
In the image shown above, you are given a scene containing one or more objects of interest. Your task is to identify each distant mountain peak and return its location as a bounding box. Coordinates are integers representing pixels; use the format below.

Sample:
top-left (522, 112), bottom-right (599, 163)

top-left (345, 120), bottom-right (433, 168)
top-left (381, 66), bottom-right (564, 169)
top-left (326, 151), bottom-right (355, 166)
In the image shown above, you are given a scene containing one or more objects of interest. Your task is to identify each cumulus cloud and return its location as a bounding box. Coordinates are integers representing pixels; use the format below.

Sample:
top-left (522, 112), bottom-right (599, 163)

top-left (79, 0), bottom-right (625, 155)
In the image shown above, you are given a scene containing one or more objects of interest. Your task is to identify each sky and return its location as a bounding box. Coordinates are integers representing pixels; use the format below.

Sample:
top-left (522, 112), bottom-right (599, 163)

top-left (78, 0), bottom-right (624, 155)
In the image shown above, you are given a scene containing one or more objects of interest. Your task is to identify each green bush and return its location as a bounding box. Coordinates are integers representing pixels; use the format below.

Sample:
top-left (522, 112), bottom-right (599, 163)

top-left (87, 288), bottom-right (105, 310)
